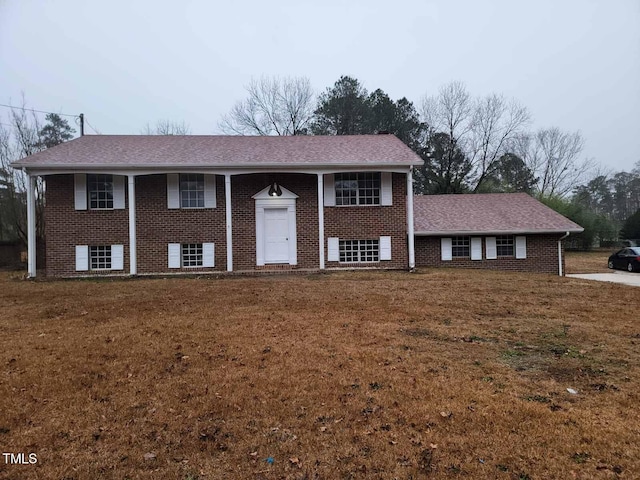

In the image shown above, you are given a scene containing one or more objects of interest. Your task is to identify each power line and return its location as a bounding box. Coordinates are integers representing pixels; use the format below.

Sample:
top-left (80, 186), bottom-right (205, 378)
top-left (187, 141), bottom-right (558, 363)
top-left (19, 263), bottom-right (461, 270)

top-left (0, 103), bottom-right (79, 118)
top-left (84, 119), bottom-right (101, 135)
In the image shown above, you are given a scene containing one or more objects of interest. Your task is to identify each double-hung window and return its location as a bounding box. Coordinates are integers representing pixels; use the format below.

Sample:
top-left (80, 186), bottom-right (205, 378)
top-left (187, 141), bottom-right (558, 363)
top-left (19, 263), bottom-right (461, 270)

top-left (180, 174), bottom-right (204, 208)
top-left (335, 173), bottom-right (381, 206)
top-left (496, 235), bottom-right (514, 256)
top-left (452, 236), bottom-right (470, 258)
top-left (87, 174), bottom-right (114, 209)
top-left (339, 239), bottom-right (379, 263)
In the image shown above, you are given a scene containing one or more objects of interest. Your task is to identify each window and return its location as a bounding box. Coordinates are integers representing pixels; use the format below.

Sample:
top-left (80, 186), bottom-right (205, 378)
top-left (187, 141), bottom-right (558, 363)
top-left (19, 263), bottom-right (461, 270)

top-left (180, 174), bottom-right (204, 208)
top-left (339, 239), bottom-right (379, 263)
top-left (88, 174), bottom-right (114, 209)
top-left (182, 243), bottom-right (203, 267)
top-left (496, 235), bottom-right (514, 256)
top-left (90, 246), bottom-right (111, 270)
top-left (335, 173), bottom-right (380, 206)
top-left (452, 236), bottom-right (470, 258)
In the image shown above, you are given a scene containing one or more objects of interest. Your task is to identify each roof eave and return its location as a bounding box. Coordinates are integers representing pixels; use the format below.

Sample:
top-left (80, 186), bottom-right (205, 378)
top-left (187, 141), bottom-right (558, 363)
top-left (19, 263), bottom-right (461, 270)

top-left (415, 228), bottom-right (584, 236)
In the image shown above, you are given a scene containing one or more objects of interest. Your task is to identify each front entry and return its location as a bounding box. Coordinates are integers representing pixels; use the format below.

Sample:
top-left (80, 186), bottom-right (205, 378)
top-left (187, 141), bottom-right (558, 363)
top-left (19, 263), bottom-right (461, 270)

top-left (253, 185), bottom-right (298, 266)
top-left (264, 207), bottom-right (290, 263)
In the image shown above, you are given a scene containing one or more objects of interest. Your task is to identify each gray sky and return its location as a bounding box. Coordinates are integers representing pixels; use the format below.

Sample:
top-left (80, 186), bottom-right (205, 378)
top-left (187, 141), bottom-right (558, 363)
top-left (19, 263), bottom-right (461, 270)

top-left (1, 0), bottom-right (639, 172)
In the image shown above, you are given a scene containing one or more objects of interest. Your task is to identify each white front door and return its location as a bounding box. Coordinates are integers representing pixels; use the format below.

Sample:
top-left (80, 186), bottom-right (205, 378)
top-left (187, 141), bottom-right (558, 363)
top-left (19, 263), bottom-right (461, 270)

top-left (264, 207), bottom-right (290, 263)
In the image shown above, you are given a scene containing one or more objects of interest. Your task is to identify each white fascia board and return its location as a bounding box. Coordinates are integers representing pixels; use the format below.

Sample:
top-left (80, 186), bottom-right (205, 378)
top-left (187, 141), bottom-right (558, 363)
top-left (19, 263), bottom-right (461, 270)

top-left (415, 228), bottom-right (584, 236)
top-left (23, 165), bottom-right (414, 176)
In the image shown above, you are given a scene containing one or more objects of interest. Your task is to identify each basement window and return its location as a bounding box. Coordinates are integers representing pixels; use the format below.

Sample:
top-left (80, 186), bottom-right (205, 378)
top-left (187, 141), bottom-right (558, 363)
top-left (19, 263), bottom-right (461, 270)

top-left (182, 243), bottom-right (203, 267)
top-left (90, 245), bottom-right (112, 270)
top-left (339, 239), bottom-right (379, 263)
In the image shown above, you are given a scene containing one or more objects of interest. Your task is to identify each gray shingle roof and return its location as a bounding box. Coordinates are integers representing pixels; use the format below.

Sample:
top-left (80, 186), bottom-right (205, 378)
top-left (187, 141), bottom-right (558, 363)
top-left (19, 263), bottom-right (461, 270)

top-left (12, 134), bottom-right (423, 170)
top-left (414, 193), bottom-right (583, 235)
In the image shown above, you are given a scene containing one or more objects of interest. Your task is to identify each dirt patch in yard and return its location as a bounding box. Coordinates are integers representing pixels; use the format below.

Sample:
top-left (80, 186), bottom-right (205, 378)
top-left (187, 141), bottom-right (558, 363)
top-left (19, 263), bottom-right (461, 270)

top-left (1, 269), bottom-right (638, 479)
top-left (565, 250), bottom-right (612, 274)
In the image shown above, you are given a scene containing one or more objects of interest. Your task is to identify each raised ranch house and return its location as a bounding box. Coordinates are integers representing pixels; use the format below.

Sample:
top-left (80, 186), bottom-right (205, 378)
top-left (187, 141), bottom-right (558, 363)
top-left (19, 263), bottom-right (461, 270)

top-left (11, 134), bottom-right (582, 278)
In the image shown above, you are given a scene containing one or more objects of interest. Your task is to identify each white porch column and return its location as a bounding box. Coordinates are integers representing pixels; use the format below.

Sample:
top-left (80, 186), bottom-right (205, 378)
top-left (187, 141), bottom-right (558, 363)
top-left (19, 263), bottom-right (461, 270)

top-left (317, 173), bottom-right (325, 269)
top-left (127, 175), bottom-right (137, 275)
top-left (26, 174), bottom-right (37, 278)
top-left (406, 168), bottom-right (415, 269)
top-left (225, 174), bottom-right (233, 272)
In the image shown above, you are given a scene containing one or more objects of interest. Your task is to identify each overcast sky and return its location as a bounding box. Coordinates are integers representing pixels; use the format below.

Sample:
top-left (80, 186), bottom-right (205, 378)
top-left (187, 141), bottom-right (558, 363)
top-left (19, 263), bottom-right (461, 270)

top-left (1, 0), bottom-right (639, 172)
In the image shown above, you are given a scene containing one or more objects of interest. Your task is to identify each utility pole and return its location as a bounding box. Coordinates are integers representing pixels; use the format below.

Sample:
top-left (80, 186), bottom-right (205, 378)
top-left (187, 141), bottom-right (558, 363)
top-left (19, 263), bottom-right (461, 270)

top-left (79, 113), bottom-right (84, 136)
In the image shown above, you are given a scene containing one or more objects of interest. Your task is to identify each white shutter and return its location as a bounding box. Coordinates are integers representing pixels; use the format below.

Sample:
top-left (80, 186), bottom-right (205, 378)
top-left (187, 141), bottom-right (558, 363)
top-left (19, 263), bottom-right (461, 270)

top-left (204, 175), bottom-right (216, 208)
top-left (74, 174), bottom-right (87, 210)
top-left (323, 174), bottom-right (335, 206)
top-left (379, 236), bottom-right (392, 261)
top-left (516, 236), bottom-right (527, 259)
top-left (168, 243), bottom-right (181, 268)
top-left (203, 243), bottom-right (215, 267)
top-left (327, 237), bottom-right (339, 261)
top-left (486, 237), bottom-right (497, 259)
top-left (75, 245), bottom-right (89, 271)
top-left (441, 238), bottom-right (452, 261)
top-left (380, 172), bottom-right (393, 206)
top-left (167, 174), bottom-right (180, 209)
top-left (113, 175), bottom-right (125, 209)
top-left (471, 237), bottom-right (482, 261)
top-left (111, 244), bottom-right (124, 270)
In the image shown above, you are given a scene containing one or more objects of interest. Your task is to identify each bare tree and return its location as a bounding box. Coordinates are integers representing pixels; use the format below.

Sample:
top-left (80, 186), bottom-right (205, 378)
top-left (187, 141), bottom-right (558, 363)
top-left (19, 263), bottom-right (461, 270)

top-left (510, 127), bottom-right (594, 197)
top-left (142, 120), bottom-right (191, 135)
top-left (421, 81), bottom-right (530, 192)
top-left (219, 76), bottom-right (314, 135)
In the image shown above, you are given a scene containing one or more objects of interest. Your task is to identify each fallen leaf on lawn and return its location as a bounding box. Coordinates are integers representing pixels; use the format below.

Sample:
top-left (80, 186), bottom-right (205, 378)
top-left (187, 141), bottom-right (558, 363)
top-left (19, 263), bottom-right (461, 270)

top-left (320, 426), bottom-right (327, 432)
top-left (430, 443), bottom-right (438, 449)
top-left (143, 452), bottom-right (156, 461)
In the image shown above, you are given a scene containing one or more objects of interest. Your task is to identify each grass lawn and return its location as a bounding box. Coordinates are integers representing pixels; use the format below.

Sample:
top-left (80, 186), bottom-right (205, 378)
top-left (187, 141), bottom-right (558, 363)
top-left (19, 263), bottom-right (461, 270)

top-left (565, 249), bottom-right (613, 274)
top-left (0, 268), bottom-right (638, 479)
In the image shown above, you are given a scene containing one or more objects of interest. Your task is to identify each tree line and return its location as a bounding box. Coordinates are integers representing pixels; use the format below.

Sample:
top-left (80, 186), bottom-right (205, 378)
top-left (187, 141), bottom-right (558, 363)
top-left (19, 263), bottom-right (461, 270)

top-left (1, 77), bottom-right (638, 250)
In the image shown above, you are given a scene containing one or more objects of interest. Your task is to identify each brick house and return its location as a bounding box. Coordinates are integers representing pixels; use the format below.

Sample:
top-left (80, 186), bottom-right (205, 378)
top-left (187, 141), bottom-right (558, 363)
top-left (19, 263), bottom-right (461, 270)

top-left (12, 134), bottom-right (582, 278)
top-left (12, 134), bottom-right (421, 277)
top-left (414, 193), bottom-right (583, 275)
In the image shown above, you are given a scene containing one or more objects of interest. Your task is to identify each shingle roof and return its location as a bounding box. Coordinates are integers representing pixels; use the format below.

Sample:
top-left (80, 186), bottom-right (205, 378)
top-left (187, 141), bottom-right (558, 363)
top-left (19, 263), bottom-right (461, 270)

top-left (12, 134), bottom-right (423, 170)
top-left (414, 193), bottom-right (583, 235)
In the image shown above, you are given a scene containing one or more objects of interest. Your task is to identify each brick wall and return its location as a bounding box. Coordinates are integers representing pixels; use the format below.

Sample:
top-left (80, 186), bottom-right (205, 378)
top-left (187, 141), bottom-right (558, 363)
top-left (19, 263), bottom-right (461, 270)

top-left (324, 173), bottom-right (408, 269)
top-left (231, 173), bottom-right (319, 270)
top-left (45, 175), bottom-right (129, 277)
top-left (136, 174), bottom-right (226, 274)
top-left (43, 172), bottom-right (411, 277)
top-left (414, 234), bottom-right (565, 275)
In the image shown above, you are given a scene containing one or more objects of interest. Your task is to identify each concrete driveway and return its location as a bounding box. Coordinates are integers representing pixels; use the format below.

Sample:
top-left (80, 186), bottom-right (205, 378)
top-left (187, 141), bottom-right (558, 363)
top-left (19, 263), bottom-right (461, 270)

top-left (567, 271), bottom-right (640, 287)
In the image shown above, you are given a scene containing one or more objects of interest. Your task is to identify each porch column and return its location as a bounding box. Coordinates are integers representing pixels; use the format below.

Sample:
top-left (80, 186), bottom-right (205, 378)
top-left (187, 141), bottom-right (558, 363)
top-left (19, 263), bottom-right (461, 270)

top-left (26, 174), bottom-right (36, 278)
top-left (225, 174), bottom-right (233, 272)
top-left (406, 168), bottom-right (415, 269)
top-left (127, 175), bottom-right (137, 275)
top-left (317, 173), bottom-right (325, 269)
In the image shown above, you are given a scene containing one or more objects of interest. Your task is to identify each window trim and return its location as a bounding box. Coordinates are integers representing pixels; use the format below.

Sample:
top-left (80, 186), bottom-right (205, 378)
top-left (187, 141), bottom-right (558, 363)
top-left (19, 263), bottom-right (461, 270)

top-left (181, 243), bottom-right (203, 268)
top-left (334, 172), bottom-right (381, 206)
top-left (179, 173), bottom-right (205, 209)
top-left (451, 236), bottom-right (470, 258)
top-left (87, 174), bottom-right (114, 210)
top-left (496, 235), bottom-right (515, 257)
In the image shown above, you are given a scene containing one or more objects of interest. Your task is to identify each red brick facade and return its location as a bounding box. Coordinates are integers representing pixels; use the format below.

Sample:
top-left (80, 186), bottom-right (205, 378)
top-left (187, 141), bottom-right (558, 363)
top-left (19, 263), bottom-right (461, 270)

top-left (43, 172), bottom-right (410, 277)
top-left (414, 234), bottom-right (565, 275)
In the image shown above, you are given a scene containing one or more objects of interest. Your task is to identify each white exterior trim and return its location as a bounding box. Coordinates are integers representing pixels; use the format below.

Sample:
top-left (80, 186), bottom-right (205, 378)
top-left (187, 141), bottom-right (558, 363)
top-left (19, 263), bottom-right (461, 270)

top-left (204, 174), bottom-right (216, 208)
top-left (75, 245), bottom-right (89, 271)
top-left (167, 174), bottom-right (179, 209)
top-left (128, 175), bottom-right (136, 274)
top-left (381, 172), bottom-right (393, 206)
top-left (471, 237), bottom-right (482, 261)
top-left (516, 236), bottom-right (527, 259)
top-left (327, 237), bottom-right (339, 262)
top-left (317, 174), bottom-right (325, 269)
top-left (113, 175), bottom-right (126, 209)
top-left (441, 238), bottom-right (452, 261)
top-left (168, 243), bottom-right (181, 268)
top-left (379, 236), bottom-right (392, 261)
top-left (253, 185), bottom-right (298, 266)
top-left (74, 173), bottom-right (87, 210)
top-left (485, 237), bottom-right (497, 259)
top-left (225, 175), bottom-right (233, 272)
top-left (27, 175), bottom-right (37, 277)
top-left (323, 173), bottom-right (335, 206)
top-left (111, 244), bottom-right (124, 270)
top-left (406, 170), bottom-right (415, 269)
top-left (203, 242), bottom-right (215, 267)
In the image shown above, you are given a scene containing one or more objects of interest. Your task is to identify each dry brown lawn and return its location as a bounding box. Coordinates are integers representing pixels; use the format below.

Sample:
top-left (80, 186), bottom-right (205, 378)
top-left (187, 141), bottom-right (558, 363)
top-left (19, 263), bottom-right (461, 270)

top-left (565, 250), bottom-right (613, 274)
top-left (1, 269), bottom-right (638, 479)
